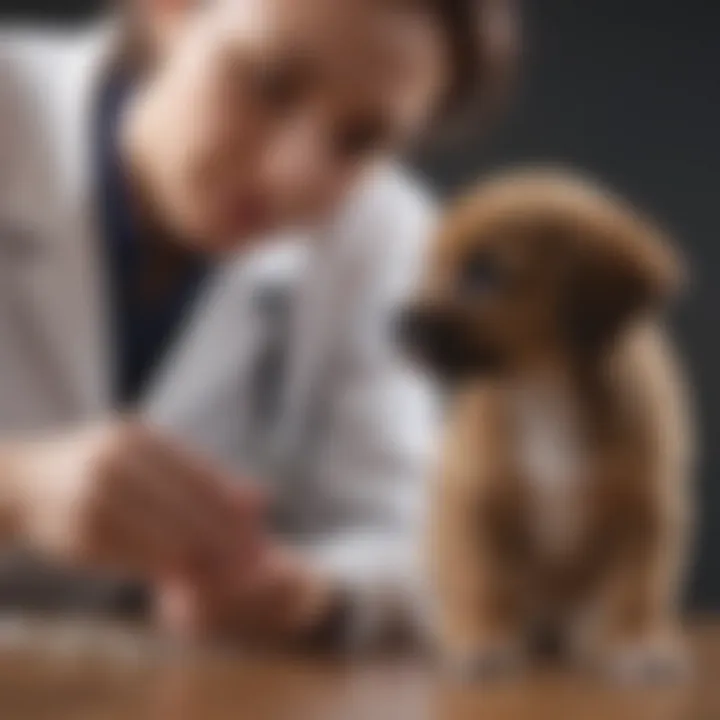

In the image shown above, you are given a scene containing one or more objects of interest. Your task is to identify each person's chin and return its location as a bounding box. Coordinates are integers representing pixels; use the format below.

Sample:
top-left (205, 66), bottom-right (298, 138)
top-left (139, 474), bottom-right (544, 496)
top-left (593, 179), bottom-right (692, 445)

top-left (214, 210), bottom-right (277, 251)
top-left (205, 222), bottom-right (275, 256)
top-left (180, 209), bottom-right (269, 255)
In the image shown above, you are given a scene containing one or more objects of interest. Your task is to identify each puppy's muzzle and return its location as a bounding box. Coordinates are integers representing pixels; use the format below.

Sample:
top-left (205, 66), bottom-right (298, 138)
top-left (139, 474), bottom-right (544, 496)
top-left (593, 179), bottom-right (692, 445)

top-left (396, 305), bottom-right (493, 381)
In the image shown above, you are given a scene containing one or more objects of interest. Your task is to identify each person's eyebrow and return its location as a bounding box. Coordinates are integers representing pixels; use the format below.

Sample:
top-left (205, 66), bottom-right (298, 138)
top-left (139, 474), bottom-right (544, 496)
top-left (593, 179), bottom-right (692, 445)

top-left (224, 42), bottom-right (318, 88)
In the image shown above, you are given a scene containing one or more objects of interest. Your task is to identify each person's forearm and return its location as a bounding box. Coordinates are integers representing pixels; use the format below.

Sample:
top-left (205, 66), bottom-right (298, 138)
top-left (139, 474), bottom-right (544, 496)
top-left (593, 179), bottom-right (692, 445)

top-left (0, 439), bottom-right (151, 617)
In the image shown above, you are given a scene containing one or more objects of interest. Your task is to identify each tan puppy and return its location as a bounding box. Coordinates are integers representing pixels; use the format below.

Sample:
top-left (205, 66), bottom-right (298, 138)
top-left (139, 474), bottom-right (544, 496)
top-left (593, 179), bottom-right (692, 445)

top-left (400, 169), bottom-right (694, 682)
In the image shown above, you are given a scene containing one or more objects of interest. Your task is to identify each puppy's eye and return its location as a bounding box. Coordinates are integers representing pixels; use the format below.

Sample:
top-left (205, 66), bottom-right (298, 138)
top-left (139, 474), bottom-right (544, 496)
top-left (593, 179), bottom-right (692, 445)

top-left (458, 253), bottom-right (503, 298)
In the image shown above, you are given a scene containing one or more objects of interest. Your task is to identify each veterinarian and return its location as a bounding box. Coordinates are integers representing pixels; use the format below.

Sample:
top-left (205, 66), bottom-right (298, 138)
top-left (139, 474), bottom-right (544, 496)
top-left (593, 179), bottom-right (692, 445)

top-left (0, 0), bottom-right (516, 649)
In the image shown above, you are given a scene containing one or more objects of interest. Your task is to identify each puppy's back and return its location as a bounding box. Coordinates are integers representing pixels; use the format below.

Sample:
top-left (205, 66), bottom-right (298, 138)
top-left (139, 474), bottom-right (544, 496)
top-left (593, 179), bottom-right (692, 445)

top-left (607, 318), bottom-right (694, 499)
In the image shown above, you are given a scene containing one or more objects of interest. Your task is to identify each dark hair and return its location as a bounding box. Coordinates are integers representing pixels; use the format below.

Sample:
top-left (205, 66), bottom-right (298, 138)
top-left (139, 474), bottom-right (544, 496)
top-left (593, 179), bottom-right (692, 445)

top-left (119, 0), bottom-right (518, 128)
top-left (429, 0), bottom-right (520, 129)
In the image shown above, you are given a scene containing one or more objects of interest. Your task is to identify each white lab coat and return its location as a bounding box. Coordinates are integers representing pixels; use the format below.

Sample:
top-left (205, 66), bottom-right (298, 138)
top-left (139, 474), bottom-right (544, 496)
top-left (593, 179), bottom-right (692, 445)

top-left (0, 24), bottom-right (439, 643)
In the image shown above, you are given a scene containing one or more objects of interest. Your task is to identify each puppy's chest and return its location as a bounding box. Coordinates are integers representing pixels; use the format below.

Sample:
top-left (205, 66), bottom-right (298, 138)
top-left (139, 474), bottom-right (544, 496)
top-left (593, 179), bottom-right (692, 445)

top-left (509, 383), bottom-right (590, 560)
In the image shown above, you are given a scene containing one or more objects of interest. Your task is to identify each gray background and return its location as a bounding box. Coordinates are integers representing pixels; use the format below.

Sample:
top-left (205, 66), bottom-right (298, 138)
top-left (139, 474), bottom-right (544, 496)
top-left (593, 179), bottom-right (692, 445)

top-left (1, 0), bottom-right (718, 608)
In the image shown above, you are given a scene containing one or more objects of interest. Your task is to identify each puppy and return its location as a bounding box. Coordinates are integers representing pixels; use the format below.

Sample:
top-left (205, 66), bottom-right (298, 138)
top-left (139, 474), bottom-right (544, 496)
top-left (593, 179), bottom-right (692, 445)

top-left (400, 169), bottom-right (694, 683)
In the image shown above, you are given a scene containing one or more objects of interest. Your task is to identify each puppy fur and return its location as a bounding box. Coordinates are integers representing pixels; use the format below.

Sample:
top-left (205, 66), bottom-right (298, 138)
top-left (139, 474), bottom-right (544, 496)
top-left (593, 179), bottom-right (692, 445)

top-left (401, 169), bottom-right (694, 682)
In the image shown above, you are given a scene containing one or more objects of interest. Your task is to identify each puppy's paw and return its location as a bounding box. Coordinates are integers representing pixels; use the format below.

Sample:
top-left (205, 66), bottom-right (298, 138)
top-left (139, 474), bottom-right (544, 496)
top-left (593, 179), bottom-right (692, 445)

top-left (602, 636), bottom-right (690, 685)
top-left (443, 643), bottom-right (525, 684)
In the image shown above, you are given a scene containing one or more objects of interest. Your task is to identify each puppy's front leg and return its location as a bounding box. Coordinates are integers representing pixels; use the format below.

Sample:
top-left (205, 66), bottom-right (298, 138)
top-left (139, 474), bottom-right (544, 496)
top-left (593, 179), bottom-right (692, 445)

top-left (430, 453), bottom-right (525, 680)
top-left (595, 482), bottom-right (691, 684)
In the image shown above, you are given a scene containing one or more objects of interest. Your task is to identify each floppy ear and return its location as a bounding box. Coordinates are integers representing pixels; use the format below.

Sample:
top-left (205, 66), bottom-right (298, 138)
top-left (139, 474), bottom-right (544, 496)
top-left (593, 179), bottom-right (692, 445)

top-left (565, 210), bottom-right (685, 352)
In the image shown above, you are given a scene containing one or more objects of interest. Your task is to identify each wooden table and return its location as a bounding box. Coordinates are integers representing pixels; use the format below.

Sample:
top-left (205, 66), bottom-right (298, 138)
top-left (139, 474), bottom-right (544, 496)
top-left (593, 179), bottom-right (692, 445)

top-left (0, 619), bottom-right (717, 720)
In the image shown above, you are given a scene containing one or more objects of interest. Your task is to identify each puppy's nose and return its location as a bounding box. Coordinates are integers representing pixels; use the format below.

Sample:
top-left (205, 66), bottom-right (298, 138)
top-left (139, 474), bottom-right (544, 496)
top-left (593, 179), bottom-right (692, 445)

top-left (395, 306), bottom-right (451, 356)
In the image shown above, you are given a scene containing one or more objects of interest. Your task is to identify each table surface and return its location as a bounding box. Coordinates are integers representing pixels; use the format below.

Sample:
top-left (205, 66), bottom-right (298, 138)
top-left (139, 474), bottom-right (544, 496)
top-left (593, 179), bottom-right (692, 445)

top-left (0, 619), bottom-right (717, 720)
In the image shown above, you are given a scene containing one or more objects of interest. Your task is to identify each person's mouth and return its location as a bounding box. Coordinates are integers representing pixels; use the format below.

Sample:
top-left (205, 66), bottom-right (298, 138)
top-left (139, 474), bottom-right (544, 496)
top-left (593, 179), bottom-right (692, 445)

top-left (227, 194), bottom-right (273, 237)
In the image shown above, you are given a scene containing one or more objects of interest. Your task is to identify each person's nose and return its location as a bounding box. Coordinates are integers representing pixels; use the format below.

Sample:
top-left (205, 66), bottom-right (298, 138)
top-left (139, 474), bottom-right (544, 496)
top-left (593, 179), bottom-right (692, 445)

top-left (261, 117), bottom-right (339, 213)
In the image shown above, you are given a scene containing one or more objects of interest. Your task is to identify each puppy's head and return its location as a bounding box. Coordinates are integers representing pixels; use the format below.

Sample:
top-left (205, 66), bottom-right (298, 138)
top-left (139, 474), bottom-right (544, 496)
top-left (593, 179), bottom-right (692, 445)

top-left (399, 169), bottom-right (684, 384)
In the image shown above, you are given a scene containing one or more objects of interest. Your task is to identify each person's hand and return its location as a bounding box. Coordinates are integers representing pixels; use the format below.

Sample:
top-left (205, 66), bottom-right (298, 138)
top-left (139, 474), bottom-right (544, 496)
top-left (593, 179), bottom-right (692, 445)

top-left (157, 545), bottom-right (338, 647)
top-left (0, 420), bottom-right (265, 580)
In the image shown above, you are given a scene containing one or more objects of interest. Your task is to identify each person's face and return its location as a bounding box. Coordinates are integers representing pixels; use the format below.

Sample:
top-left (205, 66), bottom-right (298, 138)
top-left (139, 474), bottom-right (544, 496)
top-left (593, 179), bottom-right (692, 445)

top-left (127, 0), bottom-right (448, 252)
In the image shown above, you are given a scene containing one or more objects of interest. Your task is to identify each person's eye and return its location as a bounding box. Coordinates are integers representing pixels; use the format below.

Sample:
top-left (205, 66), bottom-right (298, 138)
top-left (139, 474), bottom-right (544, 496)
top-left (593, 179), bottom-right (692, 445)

top-left (458, 252), bottom-right (504, 297)
top-left (334, 118), bottom-right (388, 160)
top-left (248, 60), bottom-right (308, 112)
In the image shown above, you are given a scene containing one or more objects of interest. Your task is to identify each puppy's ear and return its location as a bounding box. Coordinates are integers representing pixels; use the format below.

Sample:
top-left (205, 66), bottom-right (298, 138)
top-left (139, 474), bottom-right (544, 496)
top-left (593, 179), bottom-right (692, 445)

top-left (565, 210), bottom-right (685, 352)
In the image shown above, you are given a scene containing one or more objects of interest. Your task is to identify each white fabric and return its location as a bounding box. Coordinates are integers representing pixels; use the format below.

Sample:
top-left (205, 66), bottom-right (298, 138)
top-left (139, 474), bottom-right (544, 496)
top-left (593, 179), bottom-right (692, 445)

top-left (0, 23), bottom-right (441, 645)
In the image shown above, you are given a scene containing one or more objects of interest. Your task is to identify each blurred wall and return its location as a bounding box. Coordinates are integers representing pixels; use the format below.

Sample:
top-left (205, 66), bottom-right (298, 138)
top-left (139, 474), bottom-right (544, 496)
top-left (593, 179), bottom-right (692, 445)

top-left (1, 0), bottom-right (719, 608)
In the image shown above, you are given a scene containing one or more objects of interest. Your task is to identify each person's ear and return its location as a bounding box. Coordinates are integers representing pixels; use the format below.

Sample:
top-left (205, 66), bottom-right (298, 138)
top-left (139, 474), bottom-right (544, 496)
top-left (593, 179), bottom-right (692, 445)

top-left (564, 209), bottom-right (685, 352)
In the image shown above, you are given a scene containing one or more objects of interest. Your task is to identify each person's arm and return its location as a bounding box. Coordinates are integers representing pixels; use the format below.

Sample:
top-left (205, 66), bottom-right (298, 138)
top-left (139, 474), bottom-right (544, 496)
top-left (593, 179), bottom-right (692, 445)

top-left (156, 170), bottom-right (441, 650)
top-left (287, 170), bottom-right (441, 650)
top-left (0, 423), bottom-right (265, 597)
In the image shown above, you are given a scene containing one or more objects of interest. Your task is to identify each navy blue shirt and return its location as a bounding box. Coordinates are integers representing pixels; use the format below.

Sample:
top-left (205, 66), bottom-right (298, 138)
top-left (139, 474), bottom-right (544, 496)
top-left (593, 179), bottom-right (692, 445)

top-left (96, 72), bottom-right (211, 406)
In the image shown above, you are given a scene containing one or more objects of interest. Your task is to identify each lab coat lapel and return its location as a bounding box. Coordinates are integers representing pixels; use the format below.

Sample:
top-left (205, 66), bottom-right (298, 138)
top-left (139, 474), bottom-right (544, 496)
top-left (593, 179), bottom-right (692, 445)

top-left (0, 28), bottom-right (117, 420)
top-left (270, 232), bottom-right (349, 466)
top-left (142, 237), bottom-right (310, 468)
